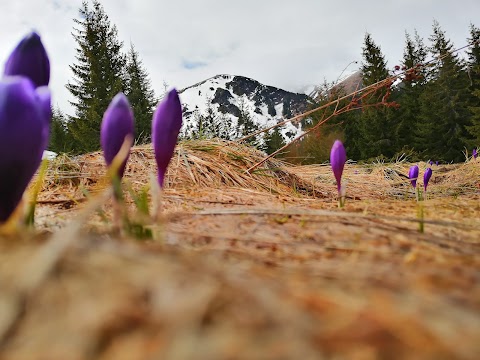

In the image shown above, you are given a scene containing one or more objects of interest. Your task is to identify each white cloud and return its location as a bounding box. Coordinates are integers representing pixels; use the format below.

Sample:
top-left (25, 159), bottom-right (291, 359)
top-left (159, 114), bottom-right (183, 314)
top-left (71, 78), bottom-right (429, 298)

top-left (1, 0), bottom-right (479, 116)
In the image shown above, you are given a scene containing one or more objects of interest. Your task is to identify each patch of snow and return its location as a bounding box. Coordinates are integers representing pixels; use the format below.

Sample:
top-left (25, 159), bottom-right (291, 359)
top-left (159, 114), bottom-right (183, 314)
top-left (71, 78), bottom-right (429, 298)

top-left (274, 103), bottom-right (284, 117)
top-left (42, 150), bottom-right (57, 160)
top-left (179, 74), bottom-right (303, 143)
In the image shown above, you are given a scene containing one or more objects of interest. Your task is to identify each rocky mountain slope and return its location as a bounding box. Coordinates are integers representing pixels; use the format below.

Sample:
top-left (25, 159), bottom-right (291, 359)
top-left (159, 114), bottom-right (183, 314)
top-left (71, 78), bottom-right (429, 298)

top-left (178, 74), bottom-right (314, 142)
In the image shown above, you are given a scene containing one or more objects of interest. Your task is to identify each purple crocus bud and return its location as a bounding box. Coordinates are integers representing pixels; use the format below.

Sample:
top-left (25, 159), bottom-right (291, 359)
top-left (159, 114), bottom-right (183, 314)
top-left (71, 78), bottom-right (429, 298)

top-left (473, 148), bottom-right (478, 160)
top-left (330, 140), bottom-right (347, 192)
top-left (152, 89), bottom-right (183, 188)
top-left (35, 86), bottom-right (52, 150)
top-left (424, 168), bottom-right (432, 192)
top-left (4, 32), bottom-right (50, 88)
top-left (408, 165), bottom-right (419, 189)
top-left (435, 161), bottom-right (439, 166)
top-left (100, 93), bottom-right (134, 178)
top-left (0, 76), bottom-right (51, 222)
top-left (428, 160), bottom-right (434, 166)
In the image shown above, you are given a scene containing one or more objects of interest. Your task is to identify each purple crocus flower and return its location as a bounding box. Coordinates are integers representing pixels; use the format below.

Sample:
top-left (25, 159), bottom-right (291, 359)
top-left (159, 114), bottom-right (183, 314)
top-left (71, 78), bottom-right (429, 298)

top-left (4, 32), bottom-right (50, 88)
top-left (152, 89), bottom-right (183, 188)
top-left (330, 140), bottom-right (347, 192)
top-left (0, 76), bottom-right (51, 221)
top-left (35, 86), bottom-right (52, 149)
top-left (473, 148), bottom-right (478, 160)
top-left (424, 168), bottom-right (432, 192)
top-left (100, 93), bottom-right (134, 178)
top-left (408, 165), bottom-right (419, 189)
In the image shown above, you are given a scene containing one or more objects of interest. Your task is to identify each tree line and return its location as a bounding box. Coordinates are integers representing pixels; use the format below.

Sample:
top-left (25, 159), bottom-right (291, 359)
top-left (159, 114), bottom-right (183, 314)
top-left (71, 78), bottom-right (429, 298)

top-left (51, 0), bottom-right (281, 155)
top-left (295, 21), bottom-right (480, 163)
top-left (51, 1), bottom-right (480, 164)
top-left (50, 0), bottom-right (157, 153)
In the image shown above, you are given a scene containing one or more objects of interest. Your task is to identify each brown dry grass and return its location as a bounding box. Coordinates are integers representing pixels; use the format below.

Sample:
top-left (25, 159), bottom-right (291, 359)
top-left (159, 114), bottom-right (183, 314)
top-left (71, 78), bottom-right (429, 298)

top-left (0, 139), bottom-right (479, 360)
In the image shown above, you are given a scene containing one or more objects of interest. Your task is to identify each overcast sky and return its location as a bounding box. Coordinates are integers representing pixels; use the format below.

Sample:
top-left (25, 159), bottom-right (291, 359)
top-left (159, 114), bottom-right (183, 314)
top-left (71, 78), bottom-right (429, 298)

top-left (1, 0), bottom-right (479, 115)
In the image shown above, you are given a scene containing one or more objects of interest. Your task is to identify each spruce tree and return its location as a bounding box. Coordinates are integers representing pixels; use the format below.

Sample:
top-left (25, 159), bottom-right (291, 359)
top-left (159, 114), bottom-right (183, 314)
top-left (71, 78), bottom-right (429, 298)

top-left (189, 98), bottom-right (233, 140)
top-left (358, 33), bottom-right (395, 159)
top-left (201, 97), bottom-right (221, 138)
top-left (49, 108), bottom-right (74, 153)
top-left (418, 21), bottom-right (471, 162)
top-left (125, 43), bottom-right (157, 144)
top-left (466, 24), bottom-right (480, 146)
top-left (263, 127), bottom-right (286, 155)
top-left (396, 31), bottom-right (427, 152)
top-left (236, 98), bottom-right (260, 146)
top-left (66, 0), bottom-right (126, 153)
top-left (300, 81), bottom-right (357, 162)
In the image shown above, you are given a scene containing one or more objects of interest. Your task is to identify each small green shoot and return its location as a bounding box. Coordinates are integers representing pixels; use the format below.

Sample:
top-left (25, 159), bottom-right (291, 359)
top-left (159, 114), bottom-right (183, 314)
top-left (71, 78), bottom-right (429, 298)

top-left (125, 183), bottom-right (150, 216)
top-left (123, 182), bottom-right (153, 240)
top-left (417, 201), bottom-right (425, 233)
top-left (25, 159), bottom-right (49, 227)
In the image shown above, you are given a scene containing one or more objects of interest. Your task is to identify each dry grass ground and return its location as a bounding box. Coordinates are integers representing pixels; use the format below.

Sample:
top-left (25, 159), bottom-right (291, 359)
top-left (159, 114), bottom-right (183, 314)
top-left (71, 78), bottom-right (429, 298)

top-left (0, 139), bottom-right (479, 360)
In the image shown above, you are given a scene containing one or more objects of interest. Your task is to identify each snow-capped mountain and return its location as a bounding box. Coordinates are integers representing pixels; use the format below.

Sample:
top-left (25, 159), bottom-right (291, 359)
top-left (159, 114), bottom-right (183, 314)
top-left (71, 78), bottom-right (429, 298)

top-left (178, 74), bottom-right (313, 142)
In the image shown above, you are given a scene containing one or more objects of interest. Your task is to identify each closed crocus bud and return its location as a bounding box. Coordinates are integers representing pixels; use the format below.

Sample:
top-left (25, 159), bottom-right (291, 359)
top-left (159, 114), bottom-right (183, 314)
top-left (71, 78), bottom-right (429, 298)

top-left (0, 76), bottom-right (51, 222)
top-left (4, 32), bottom-right (50, 88)
top-left (330, 140), bottom-right (347, 192)
top-left (35, 86), bottom-right (52, 149)
top-left (424, 168), bottom-right (432, 192)
top-left (152, 89), bottom-right (183, 188)
top-left (100, 93), bottom-right (134, 178)
top-left (473, 148), bottom-right (478, 160)
top-left (409, 165), bottom-right (419, 189)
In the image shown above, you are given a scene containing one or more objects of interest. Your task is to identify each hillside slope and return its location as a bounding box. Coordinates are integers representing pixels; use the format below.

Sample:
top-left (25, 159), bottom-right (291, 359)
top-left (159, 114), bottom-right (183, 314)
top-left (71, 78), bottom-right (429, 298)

top-left (179, 74), bottom-right (313, 142)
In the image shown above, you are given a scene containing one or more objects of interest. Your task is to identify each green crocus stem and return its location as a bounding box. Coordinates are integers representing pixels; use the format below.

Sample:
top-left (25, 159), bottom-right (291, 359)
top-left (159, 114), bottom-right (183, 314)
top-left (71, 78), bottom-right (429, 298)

top-left (109, 174), bottom-right (125, 235)
top-left (155, 189), bottom-right (164, 222)
top-left (417, 201), bottom-right (424, 233)
top-left (111, 173), bottom-right (123, 202)
top-left (150, 172), bottom-right (163, 222)
top-left (112, 197), bottom-right (123, 235)
top-left (415, 186), bottom-right (419, 202)
top-left (338, 185), bottom-right (346, 208)
top-left (25, 158), bottom-right (49, 227)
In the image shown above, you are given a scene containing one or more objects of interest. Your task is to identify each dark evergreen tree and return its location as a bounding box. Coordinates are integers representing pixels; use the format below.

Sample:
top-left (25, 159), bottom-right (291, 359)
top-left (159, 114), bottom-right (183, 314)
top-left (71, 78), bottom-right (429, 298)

top-left (236, 98), bottom-right (260, 146)
top-left (263, 127), bottom-right (286, 155)
top-left (190, 110), bottom-right (206, 139)
top-left (49, 108), bottom-right (75, 153)
top-left (125, 43), bottom-right (157, 144)
top-left (201, 97), bottom-right (221, 138)
top-left (343, 116), bottom-right (363, 160)
top-left (66, 0), bottom-right (126, 153)
top-left (358, 33), bottom-right (396, 159)
top-left (216, 113), bottom-right (234, 140)
top-left (189, 98), bottom-right (233, 140)
top-left (466, 24), bottom-right (480, 146)
top-left (417, 21), bottom-right (471, 162)
top-left (396, 31), bottom-right (428, 152)
top-left (298, 80), bottom-right (358, 162)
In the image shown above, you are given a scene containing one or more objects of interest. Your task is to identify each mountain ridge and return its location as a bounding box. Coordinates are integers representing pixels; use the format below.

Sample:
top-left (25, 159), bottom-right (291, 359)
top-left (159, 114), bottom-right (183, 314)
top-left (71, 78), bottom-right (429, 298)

top-left (178, 74), bottom-right (314, 142)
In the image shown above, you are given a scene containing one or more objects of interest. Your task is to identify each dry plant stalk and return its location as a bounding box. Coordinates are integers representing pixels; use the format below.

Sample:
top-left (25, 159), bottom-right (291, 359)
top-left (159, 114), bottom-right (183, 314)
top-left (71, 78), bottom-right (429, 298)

top-left (239, 40), bottom-right (477, 174)
top-left (241, 75), bottom-right (399, 173)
